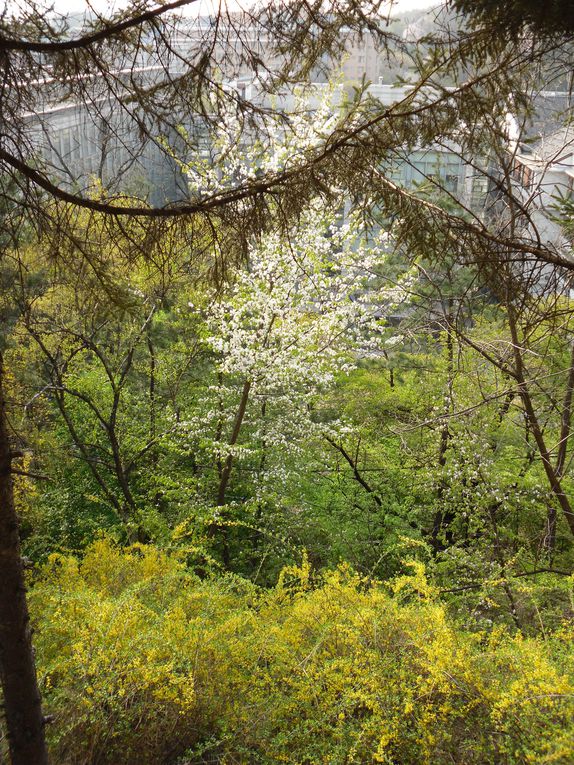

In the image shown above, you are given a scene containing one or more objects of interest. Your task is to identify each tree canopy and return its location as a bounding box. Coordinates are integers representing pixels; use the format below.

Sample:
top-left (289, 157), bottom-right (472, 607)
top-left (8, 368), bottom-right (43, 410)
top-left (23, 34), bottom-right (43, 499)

top-left (1, 1), bottom-right (574, 763)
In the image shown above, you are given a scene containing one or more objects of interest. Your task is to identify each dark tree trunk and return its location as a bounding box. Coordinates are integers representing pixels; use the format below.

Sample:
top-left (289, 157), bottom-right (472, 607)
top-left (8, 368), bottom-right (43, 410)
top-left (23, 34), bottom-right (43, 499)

top-left (432, 306), bottom-right (454, 554)
top-left (216, 379), bottom-right (252, 508)
top-left (545, 341), bottom-right (574, 553)
top-left (210, 379), bottom-right (252, 568)
top-left (147, 333), bottom-right (157, 467)
top-left (507, 310), bottom-right (574, 537)
top-left (0, 353), bottom-right (49, 765)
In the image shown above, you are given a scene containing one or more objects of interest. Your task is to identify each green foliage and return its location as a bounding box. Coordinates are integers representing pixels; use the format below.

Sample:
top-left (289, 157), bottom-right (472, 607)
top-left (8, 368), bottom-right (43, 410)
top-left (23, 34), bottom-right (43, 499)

top-left (31, 540), bottom-right (574, 765)
top-left (452, 0), bottom-right (574, 37)
top-left (2, 5), bottom-right (574, 763)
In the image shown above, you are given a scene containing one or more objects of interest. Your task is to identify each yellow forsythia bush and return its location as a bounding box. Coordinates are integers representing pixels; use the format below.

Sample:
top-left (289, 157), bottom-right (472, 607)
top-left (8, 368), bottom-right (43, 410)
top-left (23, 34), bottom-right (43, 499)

top-left (30, 541), bottom-right (574, 764)
top-left (30, 541), bottom-right (198, 764)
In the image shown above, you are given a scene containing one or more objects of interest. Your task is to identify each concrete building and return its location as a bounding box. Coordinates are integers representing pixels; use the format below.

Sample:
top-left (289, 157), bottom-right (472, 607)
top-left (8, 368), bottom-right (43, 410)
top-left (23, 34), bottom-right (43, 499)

top-left (19, 13), bottom-right (486, 214)
top-left (505, 98), bottom-right (574, 252)
top-left (367, 83), bottom-right (488, 210)
top-left (22, 66), bottom-right (192, 206)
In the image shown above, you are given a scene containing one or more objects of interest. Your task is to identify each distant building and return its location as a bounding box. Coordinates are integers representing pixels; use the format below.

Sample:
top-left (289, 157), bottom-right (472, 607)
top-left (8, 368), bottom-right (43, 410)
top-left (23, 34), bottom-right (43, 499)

top-left (19, 13), bottom-right (485, 213)
top-left (22, 67), bottom-right (191, 206)
top-left (367, 83), bottom-right (488, 210)
top-left (340, 31), bottom-right (384, 84)
top-left (488, 93), bottom-right (574, 294)
top-left (506, 100), bottom-right (574, 251)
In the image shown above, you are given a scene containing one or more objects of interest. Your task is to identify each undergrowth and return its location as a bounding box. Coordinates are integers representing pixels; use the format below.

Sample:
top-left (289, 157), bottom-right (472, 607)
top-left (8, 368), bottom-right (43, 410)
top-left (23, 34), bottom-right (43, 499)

top-left (29, 540), bottom-right (574, 764)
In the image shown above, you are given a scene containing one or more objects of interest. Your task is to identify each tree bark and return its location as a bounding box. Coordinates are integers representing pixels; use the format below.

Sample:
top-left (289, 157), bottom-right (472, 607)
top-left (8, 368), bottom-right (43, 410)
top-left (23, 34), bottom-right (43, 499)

top-left (209, 379), bottom-right (252, 568)
top-left (324, 435), bottom-right (383, 507)
top-left (507, 309), bottom-right (574, 536)
top-left (0, 353), bottom-right (49, 765)
top-left (545, 341), bottom-right (574, 551)
top-left (432, 305), bottom-right (455, 554)
top-left (216, 379), bottom-right (251, 508)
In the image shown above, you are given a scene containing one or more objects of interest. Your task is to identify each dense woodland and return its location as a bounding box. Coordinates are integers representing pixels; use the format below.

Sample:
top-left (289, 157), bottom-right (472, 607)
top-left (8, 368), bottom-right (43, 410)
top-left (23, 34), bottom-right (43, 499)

top-left (1, 0), bottom-right (574, 763)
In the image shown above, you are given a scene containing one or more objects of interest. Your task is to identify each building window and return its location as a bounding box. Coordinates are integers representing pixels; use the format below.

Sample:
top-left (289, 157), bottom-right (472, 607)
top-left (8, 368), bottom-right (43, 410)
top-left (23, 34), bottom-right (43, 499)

top-left (445, 173), bottom-right (459, 191)
top-left (512, 158), bottom-right (533, 189)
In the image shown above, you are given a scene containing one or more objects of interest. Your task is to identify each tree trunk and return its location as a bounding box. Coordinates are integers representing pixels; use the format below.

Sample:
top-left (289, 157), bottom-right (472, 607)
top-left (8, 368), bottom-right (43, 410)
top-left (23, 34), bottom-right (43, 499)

top-left (216, 379), bottom-right (252, 508)
top-left (209, 379), bottom-right (252, 568)
top-left (432, 306), bottom-right (455, 554)
top-left (545, 341), bottom-right (574, 552)
top-left (507, 310), bottom-right (574, 537)
top-left (0, 353), bottom-right (49, 765)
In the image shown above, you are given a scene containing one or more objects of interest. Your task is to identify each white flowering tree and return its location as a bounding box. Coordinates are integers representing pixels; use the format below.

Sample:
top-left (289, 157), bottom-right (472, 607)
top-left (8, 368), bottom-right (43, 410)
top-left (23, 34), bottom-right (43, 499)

top-left (168, 203), bottom-right (409, 568)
